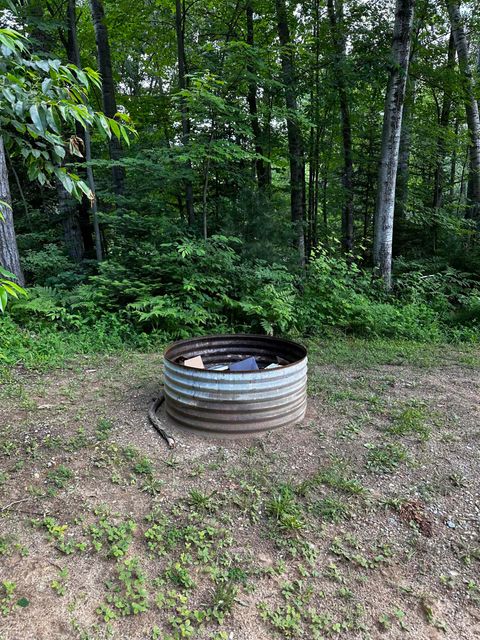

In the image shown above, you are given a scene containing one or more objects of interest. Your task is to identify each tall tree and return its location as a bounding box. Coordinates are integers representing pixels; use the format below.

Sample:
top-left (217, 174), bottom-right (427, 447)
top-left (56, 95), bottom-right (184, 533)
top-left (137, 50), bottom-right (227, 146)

top-left (23, 0), bottom-right (86, 262)
top-left (392, 84), bottom-right (414, 234)
top-left (68, 0), bottom-right (103, 261)
top-left (392, 2), bottom-right (426, 253)
top-left (373, 0), bottom-right (415, 289)
top-left (89, 0), bottom-right (125, 196)
top-left (327, 0), bottom-right (354, 254)
top-left (56, 0), bottom-right (90, 262)
top-left (175, 0), bottom-right (195, 225)
top-left (446, 0), bottom-right (480, 220)
top-left (306, 0), bottom-right (321, 256)
top-left (0, 28), bottom-right (129, 282)
top-left (0, 137), bottom-right (24, 285)
top-left (275, 0), bottom-right (306, 266)
top-left (432, 31), bottom-right (456, 234)
top-left (246, 0), bottom-right (270, 190)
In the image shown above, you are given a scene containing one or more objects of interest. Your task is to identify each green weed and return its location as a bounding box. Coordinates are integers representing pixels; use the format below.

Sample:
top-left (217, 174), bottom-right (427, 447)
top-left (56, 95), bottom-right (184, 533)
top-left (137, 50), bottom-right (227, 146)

top-left (133, 456), bottom-right (154, 475)
top-left (47, 464), bottom-right (74, 488)
top-left (312, 496), bottom-right (351, 522)
top-left (51, 568), bottom-right (69, 596)
top-left (96, 418), bottom-right (113, 441)
top-left (187, 489), bottom-right (218, 512)
top-left (365, 443), bottom-right (409, 474)
top-left (88, 515), bottom-right (136, 558)
top-left (99, 557), bottom-right (148, 619)
top-left (266, 484), bottom-right (304, 531)
top-left (388, 403), bottom-right (431, 441)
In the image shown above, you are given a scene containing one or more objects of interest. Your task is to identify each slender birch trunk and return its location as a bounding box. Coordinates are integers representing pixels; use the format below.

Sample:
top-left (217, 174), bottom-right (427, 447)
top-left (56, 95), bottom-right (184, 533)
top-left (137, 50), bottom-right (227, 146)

top-left (446, 1), bottom-right (480, 220)
top-left (373, 0), bottom-right (415, 289)
top-left (392, 75), bottom-right (415, 257)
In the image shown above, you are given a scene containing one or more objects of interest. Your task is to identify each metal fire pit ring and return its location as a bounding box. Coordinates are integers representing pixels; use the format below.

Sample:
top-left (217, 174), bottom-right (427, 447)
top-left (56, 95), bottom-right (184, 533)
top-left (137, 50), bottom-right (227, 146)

top-left (163, 334), bottom-right (307, 438)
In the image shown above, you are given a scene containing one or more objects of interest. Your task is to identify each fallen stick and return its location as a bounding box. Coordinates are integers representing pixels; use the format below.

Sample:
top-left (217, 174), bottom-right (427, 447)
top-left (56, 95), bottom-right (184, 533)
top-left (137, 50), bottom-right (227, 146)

top-left (148, 390), bottom-right (175, 449)
top-left (1, 498), bottom-right (29, 512)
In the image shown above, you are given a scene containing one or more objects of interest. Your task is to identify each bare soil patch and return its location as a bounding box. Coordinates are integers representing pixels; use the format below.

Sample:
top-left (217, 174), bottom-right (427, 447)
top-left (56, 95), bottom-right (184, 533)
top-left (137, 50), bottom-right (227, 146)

top-left (0, 347), bottom-right (479, 639)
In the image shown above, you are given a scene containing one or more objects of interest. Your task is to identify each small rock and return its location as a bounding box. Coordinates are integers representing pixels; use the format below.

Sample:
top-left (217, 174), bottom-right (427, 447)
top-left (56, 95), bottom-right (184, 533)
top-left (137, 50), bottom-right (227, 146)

top-left (446, 520), bottom-right (456, 529)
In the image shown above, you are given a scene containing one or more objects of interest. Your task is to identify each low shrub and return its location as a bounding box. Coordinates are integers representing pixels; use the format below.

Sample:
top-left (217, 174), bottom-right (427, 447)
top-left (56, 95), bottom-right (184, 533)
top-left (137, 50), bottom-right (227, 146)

top-left (1, 236), bottom-right (478, 369)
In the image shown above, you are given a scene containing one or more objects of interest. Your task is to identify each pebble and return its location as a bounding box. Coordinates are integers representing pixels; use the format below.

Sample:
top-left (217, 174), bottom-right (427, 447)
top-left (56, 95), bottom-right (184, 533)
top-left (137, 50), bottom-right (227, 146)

top-left (446, 520), bottom-right (456, 529)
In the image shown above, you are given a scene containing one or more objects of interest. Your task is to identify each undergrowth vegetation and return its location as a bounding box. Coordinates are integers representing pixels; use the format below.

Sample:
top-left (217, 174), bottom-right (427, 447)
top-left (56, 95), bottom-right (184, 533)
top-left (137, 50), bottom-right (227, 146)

top-left (1, 233), bottom-right (479, 367)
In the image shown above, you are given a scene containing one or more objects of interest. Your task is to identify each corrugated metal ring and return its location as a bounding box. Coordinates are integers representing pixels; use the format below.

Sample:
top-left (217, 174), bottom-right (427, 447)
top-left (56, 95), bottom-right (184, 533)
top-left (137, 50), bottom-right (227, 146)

top-left (163, 334), bottom-right (307, 437)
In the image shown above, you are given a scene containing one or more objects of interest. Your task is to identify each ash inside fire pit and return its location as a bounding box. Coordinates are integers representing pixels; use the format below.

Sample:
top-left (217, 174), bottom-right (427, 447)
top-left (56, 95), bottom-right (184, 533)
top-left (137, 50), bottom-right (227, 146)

top-left (163, 334), bottom-right (307, 437)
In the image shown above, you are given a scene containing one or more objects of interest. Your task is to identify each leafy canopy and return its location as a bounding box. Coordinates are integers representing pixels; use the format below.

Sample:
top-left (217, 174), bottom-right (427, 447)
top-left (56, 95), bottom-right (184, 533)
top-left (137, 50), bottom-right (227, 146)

top-left (0, 26), bottom-right (135, 311)
top-left (0, 27), bottom-right (134, 201)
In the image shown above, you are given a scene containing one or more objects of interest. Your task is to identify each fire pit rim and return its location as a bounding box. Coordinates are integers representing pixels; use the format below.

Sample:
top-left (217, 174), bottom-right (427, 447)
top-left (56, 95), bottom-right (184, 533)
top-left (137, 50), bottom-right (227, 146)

top-left (163, 333), bottom-right (307, 374)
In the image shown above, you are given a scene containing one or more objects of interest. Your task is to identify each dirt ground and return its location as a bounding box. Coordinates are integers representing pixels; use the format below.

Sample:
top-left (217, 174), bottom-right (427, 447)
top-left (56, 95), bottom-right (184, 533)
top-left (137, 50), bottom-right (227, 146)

top-left (0, 345), bottom-right (479, 640)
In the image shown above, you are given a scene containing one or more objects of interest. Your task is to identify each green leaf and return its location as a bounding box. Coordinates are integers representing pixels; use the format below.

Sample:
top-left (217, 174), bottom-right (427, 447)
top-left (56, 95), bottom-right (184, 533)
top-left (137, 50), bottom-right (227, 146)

top-left (77, 180), bottom-right (93, 200)
top-left (46, 107), bottom-right (60, 133)
top-left (53, 144), bottom-right (66, 159)
top-left (96, 113), bottom-right (111, 139)
top-left (29, 104), bottom-right (44, 134)
top-left (74, 68), bottom-right (89, 88)
top-left (3, 87), bottom-right (15, 103)
top-left (120, 125), bottom-right (130, 146)
top-left (0, 288), bottom-right (8, 312)
top-left (0, 266), bottom-right (17, 279)
top-left (109, 118), bottom-right (120, 139)
top-left (0, 282), bottom-right (18, 297)
top-left (0, 280), bottom-right (26, 295)
top-left (35, 59), bottom-right (50, 72)
top-left (41, 78), bottom-right (52, 94)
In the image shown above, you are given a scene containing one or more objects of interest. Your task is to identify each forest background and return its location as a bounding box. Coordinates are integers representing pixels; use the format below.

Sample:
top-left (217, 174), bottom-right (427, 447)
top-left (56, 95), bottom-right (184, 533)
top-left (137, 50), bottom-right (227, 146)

top-left (1, 0), bottom-right (479, 367)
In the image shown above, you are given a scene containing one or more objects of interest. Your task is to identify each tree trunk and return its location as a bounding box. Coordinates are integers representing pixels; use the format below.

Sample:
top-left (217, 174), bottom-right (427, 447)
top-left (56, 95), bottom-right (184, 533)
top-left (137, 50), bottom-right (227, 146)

top-left (62, 0), bottom-right (90, 261)
top-left (0, 137), bottom-right (24, 286)
top-left (89, 0), bottom-right (125, 196)
top-left (246, 1), bottom-right (270, 191)
top-left (373, 0), bottom-right (415, 289)
top-left (393, 0), bottom-right (426, 242)
top-left (84, 129), bottom-right (103, 261)
top-left (392, 75), bottom-right (415, 257)
top-left (431, 30), bottom-right (456, 252)
top-left (69, 0), bottom-right (102, 260)
top-left (450, 116), bottom-right (459, 201)
top-left (59, 187), bottom-right (85, 262)
top-left (275, 0), bottom-right (306, 267)
top-left (394, 84), bottom-right (414, 225)
top-left (362, 127), bottom-right (375, 254)
top-left (175, 0), bottom-right (195, 226)
top-left (478, 43), bottom-right (480, 110)
top-left (447, 0), bottom-right (480, 220)
top-left (327, 0), bottom-right (354, 254)
top-left (306, 0), bottom-right (321, 256)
